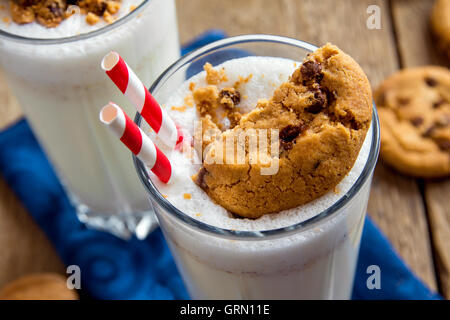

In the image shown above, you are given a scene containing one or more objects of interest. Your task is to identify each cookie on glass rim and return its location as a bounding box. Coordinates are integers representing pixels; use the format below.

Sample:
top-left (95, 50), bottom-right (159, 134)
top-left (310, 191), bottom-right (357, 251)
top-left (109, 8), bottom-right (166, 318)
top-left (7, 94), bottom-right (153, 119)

top-left (194, 44), bottom-right (373, 218)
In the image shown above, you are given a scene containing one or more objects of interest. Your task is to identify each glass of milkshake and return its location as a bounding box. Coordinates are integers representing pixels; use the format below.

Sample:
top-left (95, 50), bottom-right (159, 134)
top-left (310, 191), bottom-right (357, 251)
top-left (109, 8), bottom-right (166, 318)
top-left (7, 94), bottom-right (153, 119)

top-left (135, 35), bottom-right (380, 299)
top-left (0, 0), bottom-right (180, 238)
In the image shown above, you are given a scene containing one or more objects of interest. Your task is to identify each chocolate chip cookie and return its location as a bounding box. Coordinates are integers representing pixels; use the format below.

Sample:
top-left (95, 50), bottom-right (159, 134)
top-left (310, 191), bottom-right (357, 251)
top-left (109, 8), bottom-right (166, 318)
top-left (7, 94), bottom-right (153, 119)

top-left (193, 44), bottom-right (373, 218)
top-left (0, 273), bottom-right (79, 300)
top-left (431, 0), bottom-right (450, 60)
top-left (375, 66), bottom-right (450, 177)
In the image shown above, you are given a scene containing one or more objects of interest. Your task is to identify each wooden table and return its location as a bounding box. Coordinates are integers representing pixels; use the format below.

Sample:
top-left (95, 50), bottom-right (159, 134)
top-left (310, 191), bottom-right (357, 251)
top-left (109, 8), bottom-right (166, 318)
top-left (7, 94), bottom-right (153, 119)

top-left (0, 0), bottom-right (449, 298)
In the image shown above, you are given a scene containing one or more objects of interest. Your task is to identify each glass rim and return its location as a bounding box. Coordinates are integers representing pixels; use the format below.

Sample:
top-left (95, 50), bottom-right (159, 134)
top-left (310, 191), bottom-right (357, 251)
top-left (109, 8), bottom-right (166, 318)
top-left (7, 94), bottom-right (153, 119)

top-left (0, 0), bottom-right (151, 44)
top-left (134, 34), bottom-right (380, 241)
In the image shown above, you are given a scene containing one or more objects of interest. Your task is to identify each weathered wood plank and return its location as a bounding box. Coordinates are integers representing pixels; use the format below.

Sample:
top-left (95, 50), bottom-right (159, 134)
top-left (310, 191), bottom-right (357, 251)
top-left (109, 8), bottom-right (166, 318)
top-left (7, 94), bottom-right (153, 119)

top-left (0, 70), bottom-right (22, 129)
top-left (391, 0), bottom-right (449, 68)
top-left (0, 175), bottom-right (65, 289)
top-left (369, 163), bottom-right (437, 290)
top-left (177, 0), bottom-right (398, 87)
top-left (425, 181), bottom-right (450, 297)
top-left (177, 0), bottom-right (437, 292)
top-left (392, 0), bottom-right (450, 297)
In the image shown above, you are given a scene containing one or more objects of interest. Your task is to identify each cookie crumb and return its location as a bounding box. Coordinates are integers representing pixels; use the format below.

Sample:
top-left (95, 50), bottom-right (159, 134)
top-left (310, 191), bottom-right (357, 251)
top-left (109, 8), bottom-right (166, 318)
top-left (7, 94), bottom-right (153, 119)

top-left (204, 62), bottom-right (228, 85)
top-left (171, 105), bottom-right (187, 112)
top-left (219, 87), bottom-right (240, 108)
top-left (189, 82), bottom-right (196, 92)
top-left (103, 10), bottom-right (114, 23)
top-left (195, 213), bottom-right (202, 217)
top-left (162, 194), bottom-right (168, 199)
top-left (193, 82), bottom-right (244, 130)
top-left (183, 193), bottom-right (192, 199)
top-left (86, 12), bottom-right (100, 25)
top-left (184, 94), bottom-right (194, 107)
top-left (129, 5), bottom-right (137, 12)
top-left (106, 1), bottom-right (121, 14)
top-left (9, 1), bottom-right (34, 25)
top-left (234, 74), bottom-right (253, 89)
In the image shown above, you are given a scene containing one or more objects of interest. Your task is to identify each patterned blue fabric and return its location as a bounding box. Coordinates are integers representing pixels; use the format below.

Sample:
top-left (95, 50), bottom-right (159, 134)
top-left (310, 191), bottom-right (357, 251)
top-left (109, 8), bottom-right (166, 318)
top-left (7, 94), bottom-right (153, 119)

top-left (0, 31), bottom-right (441, 300)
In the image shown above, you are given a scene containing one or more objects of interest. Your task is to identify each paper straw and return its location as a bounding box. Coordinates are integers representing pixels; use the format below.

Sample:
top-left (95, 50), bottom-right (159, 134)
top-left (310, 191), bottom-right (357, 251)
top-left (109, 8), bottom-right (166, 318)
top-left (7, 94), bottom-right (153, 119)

top-left (99, 102), bottom-right (172, 183)
top-left (101, 51), bottom-right (182, 149)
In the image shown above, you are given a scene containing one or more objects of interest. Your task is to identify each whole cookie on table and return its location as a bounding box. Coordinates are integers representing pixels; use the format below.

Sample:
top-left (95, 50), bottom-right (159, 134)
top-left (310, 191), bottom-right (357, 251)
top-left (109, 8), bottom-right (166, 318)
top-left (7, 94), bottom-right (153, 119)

top-left (431, 0), bottom-right (450, 60)
top-left (375, 66), bottom-right (450, 178)
top-left (193, 44), bottom-right (373, 218)
top-left (0, 273), bottom-right (79, 300)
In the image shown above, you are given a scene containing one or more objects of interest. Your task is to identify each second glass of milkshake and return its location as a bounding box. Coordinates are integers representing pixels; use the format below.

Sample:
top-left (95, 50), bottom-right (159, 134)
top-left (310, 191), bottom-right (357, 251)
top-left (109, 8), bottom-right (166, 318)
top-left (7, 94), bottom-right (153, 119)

top-left (0, 0), bottom-right (180, 238)
top-left (134, 35), bottom-right (380, 299)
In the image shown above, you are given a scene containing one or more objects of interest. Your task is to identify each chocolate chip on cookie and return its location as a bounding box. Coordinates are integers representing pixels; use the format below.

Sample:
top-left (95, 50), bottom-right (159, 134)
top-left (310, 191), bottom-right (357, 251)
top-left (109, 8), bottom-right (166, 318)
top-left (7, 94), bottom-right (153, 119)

top-left (306, 88), bottom-right (327, 114)
top-left (219, 87), bottom-right (241, 109)
top-left (411, 117), bottom-right (424, 127)
top-left (300, 60), bottom-right (323, 84)
top-left (279, 123), bottom-right (306, 151)
top-left (433, 99), bottom-right (446, 108)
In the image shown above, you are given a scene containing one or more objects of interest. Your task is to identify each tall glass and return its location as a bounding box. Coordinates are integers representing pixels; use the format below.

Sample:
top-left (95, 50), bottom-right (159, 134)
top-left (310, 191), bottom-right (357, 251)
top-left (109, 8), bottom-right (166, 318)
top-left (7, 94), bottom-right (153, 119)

top-left (0, 0), bottom-right (180, 239)
top-left (135, 35), bottom-right (380, 299)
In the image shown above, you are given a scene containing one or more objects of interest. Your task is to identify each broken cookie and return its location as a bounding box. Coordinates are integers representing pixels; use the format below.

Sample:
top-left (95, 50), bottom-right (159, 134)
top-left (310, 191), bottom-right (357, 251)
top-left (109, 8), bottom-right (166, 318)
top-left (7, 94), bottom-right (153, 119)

top-left (193, 44), bottom-right (373, 218)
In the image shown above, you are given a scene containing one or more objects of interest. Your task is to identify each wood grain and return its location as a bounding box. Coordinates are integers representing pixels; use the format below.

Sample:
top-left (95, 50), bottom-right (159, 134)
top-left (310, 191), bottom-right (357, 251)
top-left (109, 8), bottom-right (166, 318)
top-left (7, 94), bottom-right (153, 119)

top-left (391, 0), bottom-right (449, 68)
top-left (177, 0), bottom-right (438, 292)
top-left (177, 0), bottom-right (398, 87)
top-left (0, 175), bottom-right (64, 289)
top-left (0, 69), bottom-right (22, 129)
top-left (425, 181), bottom-right (450, 297)
top-left (368, 163), bottom-right (437, 290)
top-left (391, 0), bottom-right (450, 297)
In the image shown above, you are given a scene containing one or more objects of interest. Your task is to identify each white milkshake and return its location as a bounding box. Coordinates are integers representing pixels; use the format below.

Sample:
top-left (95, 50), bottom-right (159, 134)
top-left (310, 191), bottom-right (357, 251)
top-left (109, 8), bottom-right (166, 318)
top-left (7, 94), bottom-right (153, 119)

top-left (0, 0), bottom-right (180, 238)
top-left (137, 54), bottom-right (377, 299)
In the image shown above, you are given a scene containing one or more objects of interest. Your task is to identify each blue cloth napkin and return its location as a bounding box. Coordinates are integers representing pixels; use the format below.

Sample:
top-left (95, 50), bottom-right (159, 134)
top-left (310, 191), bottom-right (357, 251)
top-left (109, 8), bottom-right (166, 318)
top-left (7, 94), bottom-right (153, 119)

top-left (0, 31), bottom-right (442, 300)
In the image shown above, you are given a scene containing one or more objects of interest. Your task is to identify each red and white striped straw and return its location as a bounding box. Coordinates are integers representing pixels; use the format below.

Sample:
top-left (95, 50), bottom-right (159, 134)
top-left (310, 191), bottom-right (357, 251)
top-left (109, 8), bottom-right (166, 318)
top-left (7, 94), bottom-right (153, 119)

top-left (99, 102), bottom-right (172, 183)
top-left (101, 51), bottom-right (182, 149)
